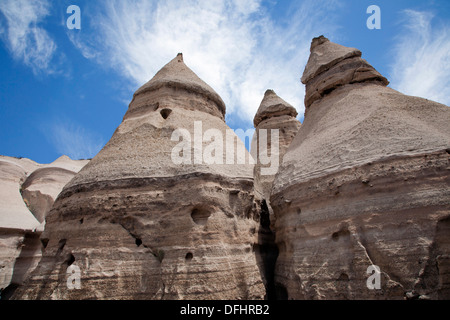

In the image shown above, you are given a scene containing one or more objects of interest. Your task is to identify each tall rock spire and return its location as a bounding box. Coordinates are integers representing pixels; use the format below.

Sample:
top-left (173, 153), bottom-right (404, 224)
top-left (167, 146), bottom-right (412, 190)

top-left (253, 89), bottom-right (298, 127)
top-left (252, 89), bottom-right (300, 206)
top-left (13, 55), bottom-right (264, 300)
top-left (271, 36), bottom-right (450, 299)
top-left (251, 89), bottom-right (301, 299)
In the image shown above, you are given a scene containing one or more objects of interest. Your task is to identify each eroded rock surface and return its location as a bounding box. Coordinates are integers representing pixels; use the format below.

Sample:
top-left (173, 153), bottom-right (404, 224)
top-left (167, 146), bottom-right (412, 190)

top-left (252, 89), bottom-right (301, 205)
top-left (0, 156), bottom-right (87, 299)
top-left (13, 54), bottom-right (265, 300)
top-left (251, 90), bottom-right (301, 298)
top-left (271, 36), bottom-right (450, 299)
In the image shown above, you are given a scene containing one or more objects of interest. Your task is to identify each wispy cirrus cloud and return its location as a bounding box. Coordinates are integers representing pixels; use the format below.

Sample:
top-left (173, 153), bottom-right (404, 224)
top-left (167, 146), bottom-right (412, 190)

top-left (0, 0), bottom-right (57, 74)
top-left (45, 120), bottom-right (105, 160)
top-left (390, 10), bottom-right (450, 106)
top-left (71, 0), bottom-right (340, 125)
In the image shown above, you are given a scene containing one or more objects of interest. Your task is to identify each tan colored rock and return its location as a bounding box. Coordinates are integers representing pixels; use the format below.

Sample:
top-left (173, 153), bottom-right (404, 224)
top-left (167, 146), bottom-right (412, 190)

top-left (0, 155), bottom-right (87, 299)
top-left (13, 54), bottom-right (265, 300)
top-left (302, 35), bottom-right (388, 113)
top-left (0, 159), bottom-right (40, 231)
top-left (251, 89), bottom-right (301, 299)
top-left (252, 89), bottom-right (301, 203)
top-left (21, 156), bottom-right (88, 224)
top-left (271, 36), bottom-right (450, 299)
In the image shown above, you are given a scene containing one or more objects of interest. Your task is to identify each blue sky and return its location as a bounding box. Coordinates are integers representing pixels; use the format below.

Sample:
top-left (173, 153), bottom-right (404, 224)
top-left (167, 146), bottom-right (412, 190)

top-left (1, 0), bottom-right (449, 163)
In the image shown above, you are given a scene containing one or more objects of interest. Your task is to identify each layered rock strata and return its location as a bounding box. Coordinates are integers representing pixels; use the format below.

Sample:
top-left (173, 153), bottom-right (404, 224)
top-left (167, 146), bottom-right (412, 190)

top-left (251, 90), bottom-right (301, 298)
top-left (271, 36), bottom-right (450, 299)
top-left (13, 54), bottom-right (265, 300)
top-left (0, 156), bottom-right (87, 299)
top-left (252, 89), bottom-right (301, 207)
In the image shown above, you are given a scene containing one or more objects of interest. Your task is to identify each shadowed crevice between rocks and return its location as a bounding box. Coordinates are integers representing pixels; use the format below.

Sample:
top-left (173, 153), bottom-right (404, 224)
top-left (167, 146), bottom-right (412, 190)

top-left (255, 199), bottom-right (279, 300)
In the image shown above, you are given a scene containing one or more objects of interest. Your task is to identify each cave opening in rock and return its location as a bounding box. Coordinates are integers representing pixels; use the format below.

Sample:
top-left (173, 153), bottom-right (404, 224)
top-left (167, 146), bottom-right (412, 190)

top-left (135, 238), bottom-right (142, 247)
top-left (67, 254), bottom-right (75, 266)
top-left (41, 238), bottom-right (49, 249)
top-left (185, 252), bottom-right (193, 261)
top-left (191, 207), bottom-right (211, 225)
top-left (160, 108), bottom-right (172, 119)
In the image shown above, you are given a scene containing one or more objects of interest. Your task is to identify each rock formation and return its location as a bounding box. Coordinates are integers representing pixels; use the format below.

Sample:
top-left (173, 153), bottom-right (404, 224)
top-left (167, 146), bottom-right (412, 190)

top-left (0, 155), bottom-right (87, 299)
top-left (13, 54), bottom-right (265, 300)
top-left (4, 37), bottom-right (449, 301)
top-left (271, 36), bottom-right (450, 299)
top-left (252, 89), bottom-right (301, 209)
top-left (251, 90), bottom-right (301, 298)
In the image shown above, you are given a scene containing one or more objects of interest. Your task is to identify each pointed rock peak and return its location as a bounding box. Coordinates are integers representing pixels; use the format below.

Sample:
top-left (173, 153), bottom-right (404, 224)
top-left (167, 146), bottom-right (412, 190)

top-left (134, 54), bottom-right (226, 117)
top-left (54, 155), bottom-right (71, 162)
top-left (264, 89), bottom-right (276, 96)
top-left (301, 36), bottom-right (389, 109)
top-left (310, 35), bottom-right (329, 51)
top-left (302, 36), bottom-right (362, 84)
top-left (254, 89), bottom-right (298, 127)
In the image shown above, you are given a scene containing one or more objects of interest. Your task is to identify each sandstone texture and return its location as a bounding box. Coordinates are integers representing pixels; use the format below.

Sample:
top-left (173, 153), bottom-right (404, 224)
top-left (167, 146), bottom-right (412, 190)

top-left (252, 89), bottom-right (301, 205)
top-left (4, 36), bottom-right (449, 301)
top-left (13, 54), bottom-right (265, 300)
top-left (251, 89), bottom-right (301, 299)
top-left (0, 155), bottom-right (87, 299)
top-left (271, 36), bottom-right (450, 299)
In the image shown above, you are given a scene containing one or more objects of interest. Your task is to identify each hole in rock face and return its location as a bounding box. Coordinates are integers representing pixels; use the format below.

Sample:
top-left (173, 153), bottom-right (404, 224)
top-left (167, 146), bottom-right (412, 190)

top-left (160, 108), bottom-right (172, 119)
top-left (332, 232), bottom-right (339, 241)
top-left (332, 228), bottom-right (350, 242)
top-left (67, 254), bottom-right (75, 266)
top-left (191, 207), bottom-right (211, 225)
top-left (41, 238), bottom-right (49, 249)
top-left (185, 252), bottom-right (193, 261)
top-left (135, 238), bottom-right (142, 247)
top-left (79, 218), bottom-right (84, 224)
top-left (338, 273), bottom-right (349, 281)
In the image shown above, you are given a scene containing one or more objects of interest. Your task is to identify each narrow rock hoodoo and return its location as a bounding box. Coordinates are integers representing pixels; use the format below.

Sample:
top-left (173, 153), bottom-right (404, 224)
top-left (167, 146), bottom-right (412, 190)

top-left (252, 89), bottom-right (301, 209)
top-left (271, 36), bottom-right (450, 299)
top-left (251, 90), bottom-right (301, 299)
top-left (13, 54), bottom-right (265, 300)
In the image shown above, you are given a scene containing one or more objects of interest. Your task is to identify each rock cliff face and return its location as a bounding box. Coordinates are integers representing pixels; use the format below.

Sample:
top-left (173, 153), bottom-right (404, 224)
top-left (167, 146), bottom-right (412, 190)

top-left (13, 54), bottom-right (265, 300)
top-left (0, 156), bottom-right (87, 299)
top-left (271, 36), bottom-right (450, 299)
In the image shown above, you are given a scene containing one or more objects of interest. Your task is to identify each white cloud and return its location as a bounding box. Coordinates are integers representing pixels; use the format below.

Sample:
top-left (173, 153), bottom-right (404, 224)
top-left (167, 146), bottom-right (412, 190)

top-left (390, 10), bottom-right (450, 106)
top-left (72, 0), bottom-right (339, 126)
top-left (67, 31), bottom-right (98, 60)
top-left (0, 0), bottom-right (57, 74)
top-left (46, 120), bottom-right (104, 160)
